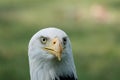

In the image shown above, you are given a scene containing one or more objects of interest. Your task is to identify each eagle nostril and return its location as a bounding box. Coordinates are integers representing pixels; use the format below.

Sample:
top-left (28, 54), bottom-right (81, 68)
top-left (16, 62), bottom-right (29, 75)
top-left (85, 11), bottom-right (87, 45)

top-left (53, 41), bottom-right (56, 44)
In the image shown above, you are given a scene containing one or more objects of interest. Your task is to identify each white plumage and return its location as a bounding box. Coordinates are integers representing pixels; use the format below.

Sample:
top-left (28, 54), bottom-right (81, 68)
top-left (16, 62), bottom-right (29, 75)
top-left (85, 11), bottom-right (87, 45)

top-left (28, 28), bottom-right (77, 80)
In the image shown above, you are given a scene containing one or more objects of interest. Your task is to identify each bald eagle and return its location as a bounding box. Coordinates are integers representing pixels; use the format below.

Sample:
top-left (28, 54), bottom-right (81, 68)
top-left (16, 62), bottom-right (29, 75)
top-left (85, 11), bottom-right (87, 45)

top-left (28, 28), bottom-right (78, 80)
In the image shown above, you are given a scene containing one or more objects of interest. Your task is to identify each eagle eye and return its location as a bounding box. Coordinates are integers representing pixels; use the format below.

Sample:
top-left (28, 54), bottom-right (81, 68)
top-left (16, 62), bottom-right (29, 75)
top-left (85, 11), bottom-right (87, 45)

top-left (63, 37), bottom-right (67, 45)
top-left (40, 36), bottom-right (48, 44)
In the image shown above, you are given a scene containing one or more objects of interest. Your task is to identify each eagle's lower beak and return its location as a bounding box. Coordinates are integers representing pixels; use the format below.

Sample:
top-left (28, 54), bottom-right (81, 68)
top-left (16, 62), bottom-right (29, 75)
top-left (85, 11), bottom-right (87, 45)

top-left (44, 38), bottom-right (63, 61)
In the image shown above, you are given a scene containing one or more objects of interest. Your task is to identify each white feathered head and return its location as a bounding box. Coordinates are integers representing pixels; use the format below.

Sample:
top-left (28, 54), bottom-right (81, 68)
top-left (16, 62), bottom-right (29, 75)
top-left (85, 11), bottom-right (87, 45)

top-left (28, 28), bottom-right (77, 80)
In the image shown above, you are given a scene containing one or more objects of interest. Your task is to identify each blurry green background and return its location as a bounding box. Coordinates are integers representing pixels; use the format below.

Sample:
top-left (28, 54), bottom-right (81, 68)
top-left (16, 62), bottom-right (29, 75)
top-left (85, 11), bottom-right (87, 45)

top-left (0, 0), bottom-right (120, 80)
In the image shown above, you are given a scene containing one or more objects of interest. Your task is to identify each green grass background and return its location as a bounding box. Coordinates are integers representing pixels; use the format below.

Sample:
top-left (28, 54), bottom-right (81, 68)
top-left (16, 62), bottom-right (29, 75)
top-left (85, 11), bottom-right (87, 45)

top-left (0, 0), bottom-right (120, 80)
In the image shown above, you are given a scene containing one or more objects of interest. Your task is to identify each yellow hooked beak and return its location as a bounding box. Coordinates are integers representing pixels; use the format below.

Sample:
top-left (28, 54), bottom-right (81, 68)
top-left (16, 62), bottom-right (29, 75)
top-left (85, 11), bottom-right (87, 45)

top-left (43, 38), bottom-right (63, 61)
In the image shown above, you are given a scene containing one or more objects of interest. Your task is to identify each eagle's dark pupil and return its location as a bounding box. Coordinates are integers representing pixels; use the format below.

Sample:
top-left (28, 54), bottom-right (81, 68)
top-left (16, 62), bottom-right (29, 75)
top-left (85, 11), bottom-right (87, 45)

top-left (64, 38), bottom-right (66, 41)
top-left (43, 38), bottom-right (46, 41)
top-left (63, 38), bottom-right (67, 45)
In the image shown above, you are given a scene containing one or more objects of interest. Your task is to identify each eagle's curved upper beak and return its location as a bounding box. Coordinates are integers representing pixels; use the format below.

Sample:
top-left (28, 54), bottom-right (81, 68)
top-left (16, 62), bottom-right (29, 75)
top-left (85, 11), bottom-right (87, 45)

top-left (44, 38), bottom-right (63, 61)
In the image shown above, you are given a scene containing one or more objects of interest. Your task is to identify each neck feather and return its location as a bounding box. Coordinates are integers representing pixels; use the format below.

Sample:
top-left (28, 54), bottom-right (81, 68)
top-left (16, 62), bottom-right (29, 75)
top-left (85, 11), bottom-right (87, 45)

top-left (29, 56), bottom-right (77, 80)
